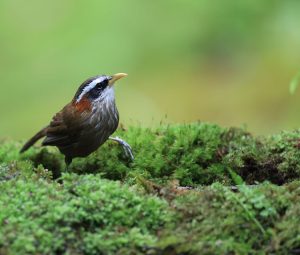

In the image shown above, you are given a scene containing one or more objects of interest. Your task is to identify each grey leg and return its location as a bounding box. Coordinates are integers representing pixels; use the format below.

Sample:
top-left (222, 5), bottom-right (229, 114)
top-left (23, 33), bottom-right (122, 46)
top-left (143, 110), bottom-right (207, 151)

top-left (109, 136), bottom-right (134, 160)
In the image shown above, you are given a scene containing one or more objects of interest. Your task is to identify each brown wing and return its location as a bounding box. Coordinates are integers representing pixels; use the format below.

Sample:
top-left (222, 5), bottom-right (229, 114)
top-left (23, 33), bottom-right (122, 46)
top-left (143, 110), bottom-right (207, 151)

top-left (42, 103), bottom-right (82, 148)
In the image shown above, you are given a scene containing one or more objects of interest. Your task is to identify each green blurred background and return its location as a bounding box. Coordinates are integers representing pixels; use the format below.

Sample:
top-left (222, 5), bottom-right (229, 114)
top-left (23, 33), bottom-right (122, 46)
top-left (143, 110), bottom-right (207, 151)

top-left (1, 0), bottom-right (300, 139)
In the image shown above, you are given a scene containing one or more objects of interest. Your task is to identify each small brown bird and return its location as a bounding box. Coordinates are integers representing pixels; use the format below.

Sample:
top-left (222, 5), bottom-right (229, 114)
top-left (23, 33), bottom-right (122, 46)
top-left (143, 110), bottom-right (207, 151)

top-left (20, 73), bottom-right (133, 166)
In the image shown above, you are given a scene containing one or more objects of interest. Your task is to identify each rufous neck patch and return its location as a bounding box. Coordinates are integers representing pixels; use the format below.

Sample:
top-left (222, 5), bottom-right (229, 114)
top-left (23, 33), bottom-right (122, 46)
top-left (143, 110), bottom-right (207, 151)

top-left (73, 96), bottom-right (92, 112)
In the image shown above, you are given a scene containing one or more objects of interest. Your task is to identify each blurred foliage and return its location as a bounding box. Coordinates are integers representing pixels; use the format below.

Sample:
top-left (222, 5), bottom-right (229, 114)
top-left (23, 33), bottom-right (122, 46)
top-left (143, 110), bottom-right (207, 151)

top-left (1, 0), bottom-right (300, 138)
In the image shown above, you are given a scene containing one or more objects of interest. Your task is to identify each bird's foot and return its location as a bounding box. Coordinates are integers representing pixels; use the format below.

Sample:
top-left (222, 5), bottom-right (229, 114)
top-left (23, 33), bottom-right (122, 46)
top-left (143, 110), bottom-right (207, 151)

top-left (64, 157), bottom-right (72, 172)
top-left (109, 136), bottom-right (134, 160)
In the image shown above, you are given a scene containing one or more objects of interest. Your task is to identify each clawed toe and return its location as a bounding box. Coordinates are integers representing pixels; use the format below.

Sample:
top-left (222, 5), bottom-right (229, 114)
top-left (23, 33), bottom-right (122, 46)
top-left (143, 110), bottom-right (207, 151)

top-left (109, 136), bottom-right (134, 160)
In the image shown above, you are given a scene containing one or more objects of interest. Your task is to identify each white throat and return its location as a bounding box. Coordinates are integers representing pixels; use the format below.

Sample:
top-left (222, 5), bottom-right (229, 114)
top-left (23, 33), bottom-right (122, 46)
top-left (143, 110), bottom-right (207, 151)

top-left (92, 86), bottom-right (115, 108)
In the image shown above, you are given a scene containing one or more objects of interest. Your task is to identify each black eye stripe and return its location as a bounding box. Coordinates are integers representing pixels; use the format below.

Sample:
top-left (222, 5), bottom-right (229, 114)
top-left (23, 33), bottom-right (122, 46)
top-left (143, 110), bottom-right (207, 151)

top-left (95, 79), bottom-right (108, 90)
top-left (88, 79), bottom-right (109, 100)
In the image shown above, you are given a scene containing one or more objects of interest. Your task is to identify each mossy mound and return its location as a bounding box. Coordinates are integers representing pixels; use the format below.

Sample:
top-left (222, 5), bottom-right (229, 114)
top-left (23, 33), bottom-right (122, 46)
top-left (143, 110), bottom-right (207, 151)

top-left (1, 165), bottom-right (300, 254)
top-left (3, 122), bottom-right (300, 186)
top-left (1, 123), bottom-right (300, 254)
top-left (0, 167), bottom-right (172, 254)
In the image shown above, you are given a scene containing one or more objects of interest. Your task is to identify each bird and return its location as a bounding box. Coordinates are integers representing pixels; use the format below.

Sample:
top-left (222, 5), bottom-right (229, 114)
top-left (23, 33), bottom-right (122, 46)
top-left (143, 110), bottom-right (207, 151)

top-left (20, 73), bottom-right (133, 168)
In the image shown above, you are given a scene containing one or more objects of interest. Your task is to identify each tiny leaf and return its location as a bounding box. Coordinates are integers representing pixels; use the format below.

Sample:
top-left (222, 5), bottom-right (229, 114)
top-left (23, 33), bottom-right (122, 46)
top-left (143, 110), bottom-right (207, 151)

top-left (228, 168), bottom-right (244, 185)
top-left (289, 71), bottom-right (300, 95)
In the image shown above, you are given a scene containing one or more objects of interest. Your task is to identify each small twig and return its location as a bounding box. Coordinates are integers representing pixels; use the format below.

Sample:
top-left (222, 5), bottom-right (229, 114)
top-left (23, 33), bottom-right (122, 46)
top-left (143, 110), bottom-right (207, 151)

top-left (230, 185), bottom-right (258, 192)
top-left (175, 185), bottom-right (259, 192)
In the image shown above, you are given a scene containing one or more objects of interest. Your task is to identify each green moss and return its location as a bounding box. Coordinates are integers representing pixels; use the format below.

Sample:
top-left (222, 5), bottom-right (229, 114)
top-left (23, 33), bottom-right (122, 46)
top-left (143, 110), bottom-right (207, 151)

top-left (1, 166), bottom-right (300, 254)
top-left (8, 122), bottom-right (300, 186)
top-left (0, 169), bottom-right (173, 254)
top-left (1, 123), bottom-right (300, 254)
top-left (155, 182), bottom-right (293, 254)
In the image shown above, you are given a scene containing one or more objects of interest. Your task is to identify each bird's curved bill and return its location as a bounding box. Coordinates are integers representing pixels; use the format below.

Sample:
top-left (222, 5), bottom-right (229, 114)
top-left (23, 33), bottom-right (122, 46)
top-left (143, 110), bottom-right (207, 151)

top-left (109, 73), bottom-right (128, 86)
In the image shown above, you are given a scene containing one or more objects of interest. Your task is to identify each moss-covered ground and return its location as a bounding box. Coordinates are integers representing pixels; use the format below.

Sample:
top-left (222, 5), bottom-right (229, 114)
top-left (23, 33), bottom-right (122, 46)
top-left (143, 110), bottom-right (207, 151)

top-left (1, 123), bottom-right (300, 254)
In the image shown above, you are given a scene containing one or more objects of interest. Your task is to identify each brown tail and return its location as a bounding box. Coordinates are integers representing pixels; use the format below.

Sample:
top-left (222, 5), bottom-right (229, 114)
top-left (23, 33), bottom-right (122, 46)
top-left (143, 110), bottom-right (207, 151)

top-left (20, 126), bottom-right (48, 153)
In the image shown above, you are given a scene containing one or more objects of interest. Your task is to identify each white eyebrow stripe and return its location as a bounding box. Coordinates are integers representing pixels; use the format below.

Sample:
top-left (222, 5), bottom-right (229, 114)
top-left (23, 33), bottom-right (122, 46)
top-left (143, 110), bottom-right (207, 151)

top-left (76, 77), bottom-right (105, 103)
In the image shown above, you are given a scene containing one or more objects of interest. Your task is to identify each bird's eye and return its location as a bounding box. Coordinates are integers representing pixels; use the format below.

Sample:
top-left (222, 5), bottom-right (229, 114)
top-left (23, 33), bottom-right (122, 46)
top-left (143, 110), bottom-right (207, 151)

top-left (96, 79), bottom-right (108, 90)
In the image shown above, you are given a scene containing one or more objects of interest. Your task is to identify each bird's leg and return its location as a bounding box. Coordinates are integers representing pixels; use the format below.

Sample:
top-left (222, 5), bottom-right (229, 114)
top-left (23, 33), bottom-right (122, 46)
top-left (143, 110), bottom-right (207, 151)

top-left (109, 136), bottom-right (134, 160)
top-left (65, 157), bottom-right (72, 172)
